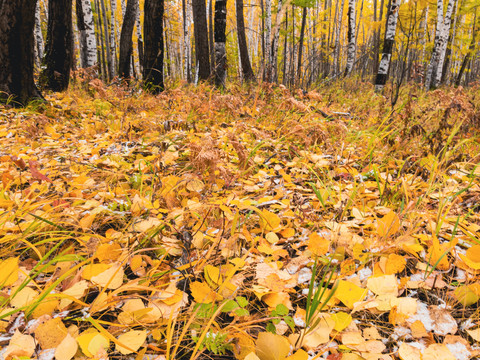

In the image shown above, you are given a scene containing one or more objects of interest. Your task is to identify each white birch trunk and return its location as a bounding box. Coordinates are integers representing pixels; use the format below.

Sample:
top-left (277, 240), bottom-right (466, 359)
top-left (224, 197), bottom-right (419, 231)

top-left (121, 0), bottom-right (126, 16)
top-left (422, 6), bottom-right (429, 69)
top-left (110, 0), bottom-right (117, 72)
top-left (135, 0), bottom-right (143, 74)
top-left (432, 0), bottom-right (456, 87)
top-left (183, 0), bottom-right (192, 80)
top-left (425, 0), bottom-right (444, 89)
top-left (34, 2), bottom-right (44, 66)
top-left (333, 0), bottom-right (345, 77)
top-left (265, 0), bottom-right (272, 81)
top-left (79, 0), bottom-right (98, 68)
top-left (270, 0), bottom-right (286, 82)
top-left (374, 0), bottom-right (401, 92)
top-left (345, 0), bottom-right (356, 75)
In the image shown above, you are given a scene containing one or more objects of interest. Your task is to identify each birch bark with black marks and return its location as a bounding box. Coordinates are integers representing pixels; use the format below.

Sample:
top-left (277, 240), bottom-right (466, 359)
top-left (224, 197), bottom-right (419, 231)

top-left (0, 0), bottom-right (43, 105)
top-left (425, 0), bottom-right (445, 89)
top-left (214, 0), bottom-right (227, 87)
top-left (143, 0), bottom-right (164, 93)
top-left (374, 0), bottom-right (401, 93)
top-left (41, 0), bottom-right (74, 91)
top-left (135, 0), bottom-right (144, 71)
top-left (34, 2), bottom-right (44, 67)
top-left (182, 0), bottom-right (192, 81)
top-left (76, 0), bottom-right (97, 68)
top-left (432, 0), bottom-right (456, 87)
top-left (333, 0), bottom-right (345, 77)
top-left (264, 0), bottom-right (272, 81)
top-left (118, 0), bottom-right (137, 78)
top-left (344, 0), bottom-right (356, 76)
top-left (236, 0), bottom-right (255, 81)
top-left (110, 0), bottom-right (118, 72)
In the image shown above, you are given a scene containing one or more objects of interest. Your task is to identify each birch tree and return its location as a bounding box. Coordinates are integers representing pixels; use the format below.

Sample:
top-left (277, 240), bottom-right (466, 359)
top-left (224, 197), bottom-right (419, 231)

top-left (264, 0), bottom-right (272, 81)
top-left (34, 2), bottom-right (44, 67)
top-left (425, 0), bottom-right (455, 89)
top-left (76, 0), bottom-right (98, 68)
top-left (333, 0), bottom-right (345, 77)
top-left (374, 0), bottom-right (401, 93)
top-left (344, 0), bottom-right (356, 76)
top-left (119, 0), bottom-right (137, 78)
top-left (192, 0), bottom-right (210, 80)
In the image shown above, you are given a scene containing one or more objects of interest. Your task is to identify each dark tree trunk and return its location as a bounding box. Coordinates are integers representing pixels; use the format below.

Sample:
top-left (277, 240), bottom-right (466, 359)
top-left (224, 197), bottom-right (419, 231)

top-left (208, 0), bottom-right (215, 72)
top-left (0, 0), bottom-right (43, 105)
top-left (296, 6), bottom-right (307, 85)
top-left (192, 0), bottom-right (210, 80)
top-left (214, 0), bottom-right (227, 86)
top-left (143, 0), bottom-right (164, 93)
top-left (236, 0), bottom-right (255, 81)
top-left (41, 0), bottom-right (73, 92)
top-left (119, 0), bottom-right (138, 78)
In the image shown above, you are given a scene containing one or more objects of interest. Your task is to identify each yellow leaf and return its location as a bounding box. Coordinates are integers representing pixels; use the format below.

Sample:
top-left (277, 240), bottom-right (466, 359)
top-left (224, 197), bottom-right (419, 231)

top-left (385, 254), bottom-right (406, 274)
top-left (77, 330), bottom-right (110, 358)
top-left (34, 317), bottom-right (68, 349)
top-left (285, 349), bottom-right (308, 360)
top-left (467, 327), bottom-right (480, 341)
top-left (190, 281), bottom-right (221, 304)
top-left (459, 245), bottom-right (480, 269)
top-left (55, 333), bottom-right (78, 360)
top-left (245, 352), bottom-right (261, 360)
top-left (132, 217), bottom-right (162, 233)
top-left (260, 209), bottom-right (281, 231)
top-left (116, 330), bottom-right (147, 355)
top-left (302, 314), bottom-right (335, 348)
top-left (308, 232), bottom-right (330, 256)
top-left (186, 178), bottom-right (205, 192)
top-left (266, 232), bottom-right (279, 244)
top-left (366, 275), bottom-right (398, 296)
top-left (0, 257), bottom-right (18, 288)
top-left (262, 292), bottom-right (293, 310)
top-left (454, 285), bottom-right (479, 306)
top-left (4, 330), bottom-right (36, 360)
top-left (204, 265), bottom-right (222, 287)
top-left (10, 287), bottom-right (39, 309)
top-left (377, 211), bottom-right (400, 238)
top-left (331, 311), bottom-right (352, 332)
top-left (82, 264), bottom-right (111, 280)
top-left (90, 263), bottom-right (124, 289)
top-left (58, 280), bottom-right (89, 309)
top-left (422, 344), bottom-right (455, 360)
top-left (95, 243), bottom-right (123, 263)
top-left (255, 332), bottom-right (290, 360)
top-left (398, 342), bottom-right (422, 360)
top-left (334, 280), bottom-right (367, 309)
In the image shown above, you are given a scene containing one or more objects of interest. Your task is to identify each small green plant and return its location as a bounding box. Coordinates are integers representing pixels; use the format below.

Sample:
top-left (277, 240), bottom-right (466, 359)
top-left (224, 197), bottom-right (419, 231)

top-left (266, 304), bottom-right (295, 333)
top-left (192, 330), bottom-right (232, 355)
top-left (295, 257), bottom-right (338, 349)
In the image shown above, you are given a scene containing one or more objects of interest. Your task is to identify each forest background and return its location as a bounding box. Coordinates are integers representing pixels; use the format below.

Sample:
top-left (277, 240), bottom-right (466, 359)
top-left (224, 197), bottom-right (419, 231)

top-left (1, 0), bottom-right (480, 360)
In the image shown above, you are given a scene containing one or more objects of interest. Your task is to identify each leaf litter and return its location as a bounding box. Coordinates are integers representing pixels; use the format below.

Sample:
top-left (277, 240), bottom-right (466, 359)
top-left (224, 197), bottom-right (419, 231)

top-left (1, 81), bottom-right (480, 359)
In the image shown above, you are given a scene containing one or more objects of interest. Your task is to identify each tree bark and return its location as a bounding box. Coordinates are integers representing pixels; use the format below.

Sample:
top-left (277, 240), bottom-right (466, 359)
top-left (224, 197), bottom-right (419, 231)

top-left (333, 0), bottom-right (345, 77)
top-left (344, 0), bottom-right (356, 76)
top-left (264, 0), bottom-right (272, 81)
top-left (236, 0), bottom-right (255, 81)
top-left (455, 10), bottom-right (476, 86)
top-left (432, 0), bottom-right (456, 87)
top-left (76, 0), bottom-right (98, 68)
top-left (135, 0), bottom-right (144, 71)
top-left (100, 0), bottom-right (113, 79)
top-left (0, 0), bottom-right (43, 105)
top-left (214, 0), bottom-right (227, 86)
top-left (374, 0), bottom-right (401, 92)
top-left (119, 0), bottom-right (137, 78)
top-left (41, 0), bottom-right (74, 92)
top-left (143, 0), bottom-right (164, 93)
top-left (296, 6), bottom-right (307, 85)
top-left (182, 0), bottom-right (192, 81)
top-left (34, 2), bottom-right (44, 67)
top-left (192, 0), bottom-right (210, 80)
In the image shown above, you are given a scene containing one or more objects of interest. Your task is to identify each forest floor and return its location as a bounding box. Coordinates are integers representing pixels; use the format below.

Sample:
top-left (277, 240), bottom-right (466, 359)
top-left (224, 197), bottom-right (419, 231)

top-left (1, 79), bottom-right (480, 360)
